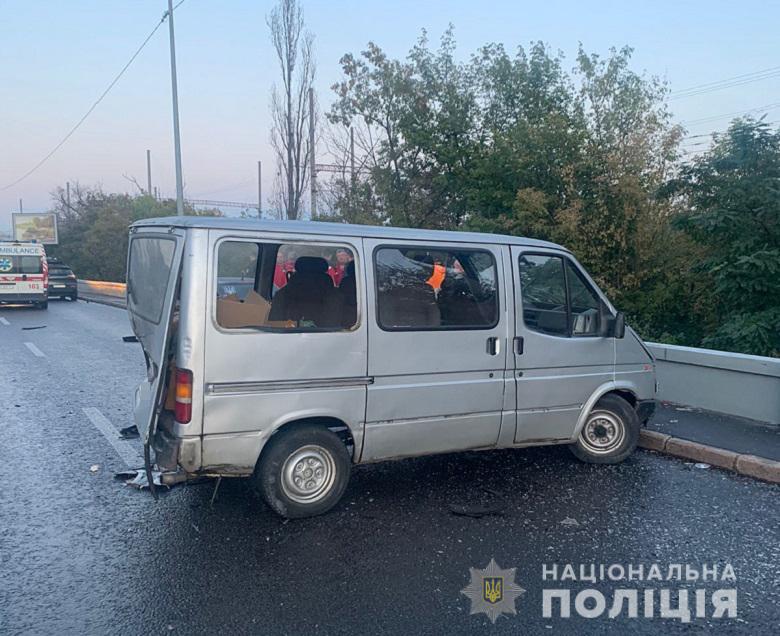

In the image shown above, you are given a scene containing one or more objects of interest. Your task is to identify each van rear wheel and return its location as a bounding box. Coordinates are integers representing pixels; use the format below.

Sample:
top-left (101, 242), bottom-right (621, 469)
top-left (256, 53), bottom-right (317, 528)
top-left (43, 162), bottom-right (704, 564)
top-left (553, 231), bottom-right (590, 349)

top-left (254, 425), bottom-right (350, 519)
top-left (569, 394), bottom-right (639, 464)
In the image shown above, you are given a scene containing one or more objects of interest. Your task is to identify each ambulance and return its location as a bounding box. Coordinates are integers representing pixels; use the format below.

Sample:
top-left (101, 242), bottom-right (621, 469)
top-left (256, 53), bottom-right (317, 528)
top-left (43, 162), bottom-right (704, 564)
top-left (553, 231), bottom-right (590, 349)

top-left (0, 242), bottom-right (49, 309)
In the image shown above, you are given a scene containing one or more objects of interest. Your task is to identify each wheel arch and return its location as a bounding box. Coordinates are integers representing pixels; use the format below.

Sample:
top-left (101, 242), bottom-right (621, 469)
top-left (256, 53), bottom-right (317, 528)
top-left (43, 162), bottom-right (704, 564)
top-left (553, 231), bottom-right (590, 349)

top-left (571, 382), bottom-right (640, 442)
top-left (256, 413), bottom-right (359, 470)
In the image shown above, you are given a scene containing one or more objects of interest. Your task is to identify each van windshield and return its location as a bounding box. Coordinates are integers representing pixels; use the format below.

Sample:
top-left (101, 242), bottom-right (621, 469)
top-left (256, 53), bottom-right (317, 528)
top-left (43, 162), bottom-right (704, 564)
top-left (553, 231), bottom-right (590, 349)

top-left (127, 237), bottom-right (177, 325)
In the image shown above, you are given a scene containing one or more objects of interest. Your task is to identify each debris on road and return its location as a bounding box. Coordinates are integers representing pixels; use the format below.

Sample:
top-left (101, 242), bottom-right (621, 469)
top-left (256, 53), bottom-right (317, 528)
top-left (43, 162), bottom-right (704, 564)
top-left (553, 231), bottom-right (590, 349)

top-left (122, 335), bottom-right (139, 343)
top-left (119, 424), bottom-right (140, 439)
top-left (21, 325), bottom-right (47, 330)
top-left (560, 517), bottom-right (580, 527)
top-left (89, 464), bottom-right (100, 473)
top-left (449, 501), bottom-right (505, 518)
top-left (694, 462), bottom-right (711, 469)
top-left (115, 469), bottom-right (168, 490)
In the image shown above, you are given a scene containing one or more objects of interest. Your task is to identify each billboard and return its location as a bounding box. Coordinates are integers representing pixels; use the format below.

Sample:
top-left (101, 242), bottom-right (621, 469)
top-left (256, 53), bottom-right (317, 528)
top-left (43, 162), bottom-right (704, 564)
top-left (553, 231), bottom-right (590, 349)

top-left (12, 213), bottom-right (59, 245)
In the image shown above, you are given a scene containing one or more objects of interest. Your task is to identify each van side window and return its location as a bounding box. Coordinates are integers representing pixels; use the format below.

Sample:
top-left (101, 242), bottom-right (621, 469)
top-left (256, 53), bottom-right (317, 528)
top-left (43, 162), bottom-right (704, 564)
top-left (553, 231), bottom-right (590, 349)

top-left (374, 247), bottom-right (498, 330)
top-left (566, 260), bottom-right (601, 336)
top-left (519, 254), bottom-right (603, 337)
top-left (519, 254), bottom-right (568, 336)
top-left (216, 240), bottom-right (357, 331)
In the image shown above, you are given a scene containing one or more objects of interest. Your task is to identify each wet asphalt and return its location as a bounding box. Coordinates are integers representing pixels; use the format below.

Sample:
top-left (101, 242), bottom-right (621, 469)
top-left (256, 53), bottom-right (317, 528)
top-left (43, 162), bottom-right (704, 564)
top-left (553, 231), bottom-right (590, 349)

top-left (1, 300), bottom-right (778, 635)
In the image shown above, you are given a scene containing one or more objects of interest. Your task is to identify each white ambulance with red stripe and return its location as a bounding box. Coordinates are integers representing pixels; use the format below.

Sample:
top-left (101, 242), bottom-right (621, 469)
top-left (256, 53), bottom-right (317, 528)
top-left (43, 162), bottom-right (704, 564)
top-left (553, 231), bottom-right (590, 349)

top-left (0, 242), bottom-right (49, 309)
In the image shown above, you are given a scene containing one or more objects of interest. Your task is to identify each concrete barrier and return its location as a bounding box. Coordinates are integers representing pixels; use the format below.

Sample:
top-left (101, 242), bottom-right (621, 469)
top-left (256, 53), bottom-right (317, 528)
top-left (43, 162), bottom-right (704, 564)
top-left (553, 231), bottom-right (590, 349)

top-left (647, 342), bottom-right (780, 426)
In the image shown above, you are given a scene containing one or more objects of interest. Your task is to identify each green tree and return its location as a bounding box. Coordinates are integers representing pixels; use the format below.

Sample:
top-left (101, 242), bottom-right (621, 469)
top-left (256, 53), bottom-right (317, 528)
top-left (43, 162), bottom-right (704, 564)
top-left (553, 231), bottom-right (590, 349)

top-left (47, 184), bottom-right (221, 282)
top-left (328, 27), bottom-right (480, 229)
top-left (673, 119), bottom-right (780, 356)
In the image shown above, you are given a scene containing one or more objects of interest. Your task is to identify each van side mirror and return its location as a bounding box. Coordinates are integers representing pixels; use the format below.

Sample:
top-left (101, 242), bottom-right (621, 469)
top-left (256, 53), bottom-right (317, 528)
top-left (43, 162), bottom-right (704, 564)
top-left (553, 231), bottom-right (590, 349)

top-left (599, 309), bottom-right (626, 339)
top-left (614, 311), bottom-right (625, 339)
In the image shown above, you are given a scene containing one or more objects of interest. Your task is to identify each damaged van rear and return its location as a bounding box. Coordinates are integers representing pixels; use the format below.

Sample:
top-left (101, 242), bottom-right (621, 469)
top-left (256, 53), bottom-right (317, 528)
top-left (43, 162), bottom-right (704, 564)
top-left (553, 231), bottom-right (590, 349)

top-left (127, 217), bottom-right (656, 519)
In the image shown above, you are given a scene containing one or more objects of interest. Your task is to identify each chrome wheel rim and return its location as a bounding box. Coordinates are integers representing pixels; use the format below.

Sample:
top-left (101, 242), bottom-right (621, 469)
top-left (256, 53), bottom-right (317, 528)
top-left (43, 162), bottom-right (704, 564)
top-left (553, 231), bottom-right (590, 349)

top-left (580, 410), bottom-right (625, 455)
top-left (280, 445), bottom-right (337, 504)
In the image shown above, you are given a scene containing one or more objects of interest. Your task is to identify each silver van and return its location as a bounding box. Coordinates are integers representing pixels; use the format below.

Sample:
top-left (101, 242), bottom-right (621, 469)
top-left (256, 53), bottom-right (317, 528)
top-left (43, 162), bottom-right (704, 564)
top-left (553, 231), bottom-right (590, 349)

top-left (127, 217), bottom-right (656, 518)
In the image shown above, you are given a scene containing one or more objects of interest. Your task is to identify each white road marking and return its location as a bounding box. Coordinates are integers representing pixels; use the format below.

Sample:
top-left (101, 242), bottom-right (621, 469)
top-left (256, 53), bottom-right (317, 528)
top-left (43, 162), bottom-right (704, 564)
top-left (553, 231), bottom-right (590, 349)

top-left (83, 407), bottom-right (143, 467)
top-left (0, 317), bottom-right (9, 326)
top-left (24, 342), bottom-right (46, 357)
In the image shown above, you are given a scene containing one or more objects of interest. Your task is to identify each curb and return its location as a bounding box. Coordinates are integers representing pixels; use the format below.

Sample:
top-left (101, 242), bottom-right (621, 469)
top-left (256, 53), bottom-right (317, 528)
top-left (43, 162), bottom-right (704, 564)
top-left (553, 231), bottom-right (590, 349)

top-left (639, 430), bottom-right (780, 484)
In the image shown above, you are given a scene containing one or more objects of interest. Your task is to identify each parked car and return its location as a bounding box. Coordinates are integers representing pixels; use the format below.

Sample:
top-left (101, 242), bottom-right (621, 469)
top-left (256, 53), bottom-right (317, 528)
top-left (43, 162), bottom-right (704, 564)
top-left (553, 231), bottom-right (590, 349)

top-left (47, 259), bottom-right (78, 301)
top-left (126, 217), bottom-right (656, 518)
top-left (0, 241), bottom-right (48, 309)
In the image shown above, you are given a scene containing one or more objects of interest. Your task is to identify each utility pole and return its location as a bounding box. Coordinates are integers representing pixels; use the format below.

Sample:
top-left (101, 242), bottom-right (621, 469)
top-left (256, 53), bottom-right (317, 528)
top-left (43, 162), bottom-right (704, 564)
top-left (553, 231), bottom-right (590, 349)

top-left (350, 126), bottom-right (355, 185)
top-left (166, 0), bottom-right (184, 216)
top-left (19, 198), bottom-right (23, 214)
top-left (257, 160), bottom-right (262, 218)
top-left (146, 149), bottom-right (152, 196)
top-left (309, 87), bottom-right (317, 218)
top-left (66, 182), bottom-right (71, 212)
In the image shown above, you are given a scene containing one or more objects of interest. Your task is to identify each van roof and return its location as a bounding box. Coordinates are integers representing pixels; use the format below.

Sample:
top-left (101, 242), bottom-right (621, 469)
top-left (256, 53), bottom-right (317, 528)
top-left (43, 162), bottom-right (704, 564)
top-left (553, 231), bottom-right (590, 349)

top-left (131, 216), bottom-right (569, 252)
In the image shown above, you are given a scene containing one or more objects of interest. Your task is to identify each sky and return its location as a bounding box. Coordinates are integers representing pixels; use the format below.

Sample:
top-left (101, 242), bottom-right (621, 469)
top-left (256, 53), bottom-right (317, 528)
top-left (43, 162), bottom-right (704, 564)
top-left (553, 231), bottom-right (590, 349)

top-left (1, 0), bottom-right (779, 232)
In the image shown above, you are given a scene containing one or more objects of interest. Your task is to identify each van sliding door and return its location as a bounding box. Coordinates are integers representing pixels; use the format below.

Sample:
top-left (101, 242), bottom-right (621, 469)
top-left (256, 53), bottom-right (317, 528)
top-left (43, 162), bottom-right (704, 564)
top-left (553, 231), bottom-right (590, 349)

top-left (361, 239), bottom-right (510, 461)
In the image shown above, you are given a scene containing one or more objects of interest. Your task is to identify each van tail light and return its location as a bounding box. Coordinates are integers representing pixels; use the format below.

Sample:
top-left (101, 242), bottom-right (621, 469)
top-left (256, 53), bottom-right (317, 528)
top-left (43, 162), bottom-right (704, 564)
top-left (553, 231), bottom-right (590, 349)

top-left (174, 368), bottom-right (193, 424)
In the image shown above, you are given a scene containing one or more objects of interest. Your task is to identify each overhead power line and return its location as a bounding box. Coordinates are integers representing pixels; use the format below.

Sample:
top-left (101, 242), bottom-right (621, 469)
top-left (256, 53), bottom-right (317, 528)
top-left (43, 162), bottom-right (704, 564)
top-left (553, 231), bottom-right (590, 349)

top-left (1, 1), bottom-right (186, 193)
top-left (682, 102), bottom-right (780, 126)
top-left (670, 65), bottom-right (780, 100)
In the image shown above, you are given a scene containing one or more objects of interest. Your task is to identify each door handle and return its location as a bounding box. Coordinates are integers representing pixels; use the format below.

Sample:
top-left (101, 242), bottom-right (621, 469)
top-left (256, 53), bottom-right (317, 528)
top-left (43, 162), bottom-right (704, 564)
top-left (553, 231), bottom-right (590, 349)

top-left (514, 336), bottom-right (524, 355)
top-left (486, 337), bottom-right (500, 355)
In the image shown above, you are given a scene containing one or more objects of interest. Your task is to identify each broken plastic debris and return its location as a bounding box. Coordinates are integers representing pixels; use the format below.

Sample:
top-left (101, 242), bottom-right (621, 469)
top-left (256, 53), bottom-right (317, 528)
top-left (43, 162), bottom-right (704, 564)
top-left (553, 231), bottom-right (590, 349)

top-left (115, 468), bottom-right (168, 490)
top-left (560, 517), bottom-right (580, 527)
top-left (122, 335), bottom-right (139, 343)
top-left (449, 501), bottom-right (505, 518)
top-left (119, 424), bottom-right (140, 439)
top-left (89, 464), bottom-right (100, 473)
top-left (694, 463), bottom-right (711, 469)
top-left (675, 407), bottom-right (694, 412)
top-left (669, 419), bottom-right (678, 423)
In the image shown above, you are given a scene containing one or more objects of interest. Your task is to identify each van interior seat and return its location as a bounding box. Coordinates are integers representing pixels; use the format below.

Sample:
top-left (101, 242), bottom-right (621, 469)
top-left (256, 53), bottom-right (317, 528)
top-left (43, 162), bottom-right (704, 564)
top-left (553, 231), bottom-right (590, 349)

top-left (269, 256), bottom-right (340, 327)
top-left (379, 282), bottom-right (441, 328)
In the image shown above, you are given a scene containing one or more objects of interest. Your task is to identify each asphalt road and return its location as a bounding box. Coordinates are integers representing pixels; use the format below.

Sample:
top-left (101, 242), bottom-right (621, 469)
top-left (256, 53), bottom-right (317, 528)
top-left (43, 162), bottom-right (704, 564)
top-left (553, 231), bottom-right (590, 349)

top-left (1, 300), bottom-right (778, 635)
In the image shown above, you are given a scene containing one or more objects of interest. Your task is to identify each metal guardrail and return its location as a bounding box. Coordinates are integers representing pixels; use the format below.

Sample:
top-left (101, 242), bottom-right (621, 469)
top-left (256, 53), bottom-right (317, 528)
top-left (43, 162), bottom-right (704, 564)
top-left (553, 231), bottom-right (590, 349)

top-left (76, 279), bottom-right (780, 425)
top-left (77, 280), bottom-right (126, 308)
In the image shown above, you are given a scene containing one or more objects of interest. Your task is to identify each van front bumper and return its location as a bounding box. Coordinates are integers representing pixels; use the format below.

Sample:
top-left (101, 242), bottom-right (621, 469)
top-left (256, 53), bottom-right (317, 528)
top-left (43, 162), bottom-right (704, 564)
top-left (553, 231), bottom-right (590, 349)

top-left (637, 399), bottom-right (657, 425)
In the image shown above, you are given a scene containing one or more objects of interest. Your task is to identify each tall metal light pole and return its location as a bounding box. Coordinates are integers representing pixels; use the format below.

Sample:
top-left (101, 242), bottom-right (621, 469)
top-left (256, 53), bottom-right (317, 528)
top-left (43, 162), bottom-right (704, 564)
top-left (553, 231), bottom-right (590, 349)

top-left (146, 149), bottom-right (153, 196)
top-left (309, 87), bottom-right (317, 218)
top-left (257, 161), bottom-right (262, 219)
top-left (167, 0), bottom-right (184, 216)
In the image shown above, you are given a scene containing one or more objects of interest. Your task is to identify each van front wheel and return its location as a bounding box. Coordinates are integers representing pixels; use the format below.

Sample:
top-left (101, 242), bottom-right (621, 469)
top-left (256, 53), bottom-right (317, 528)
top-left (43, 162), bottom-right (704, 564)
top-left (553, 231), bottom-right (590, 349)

top-left (569, 394), bottom-right (639, 464)
top-left (254, 425), bottom-right (351, 519)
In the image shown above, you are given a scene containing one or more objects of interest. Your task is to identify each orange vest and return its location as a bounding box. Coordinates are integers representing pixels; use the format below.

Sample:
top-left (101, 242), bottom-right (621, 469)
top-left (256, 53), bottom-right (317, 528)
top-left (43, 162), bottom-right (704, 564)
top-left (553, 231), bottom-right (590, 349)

top-left (427, 263), bottom-right (446, 291)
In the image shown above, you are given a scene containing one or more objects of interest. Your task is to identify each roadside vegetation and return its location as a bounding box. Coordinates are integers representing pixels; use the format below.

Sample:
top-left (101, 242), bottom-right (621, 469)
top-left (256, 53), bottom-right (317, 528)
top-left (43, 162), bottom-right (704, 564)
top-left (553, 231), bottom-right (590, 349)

top-left (46, 186), bottom-right (220, 283)
top-left (44, 19), bottom-right (779, 357)
top-left (319, 32), bottom-right (780, 357)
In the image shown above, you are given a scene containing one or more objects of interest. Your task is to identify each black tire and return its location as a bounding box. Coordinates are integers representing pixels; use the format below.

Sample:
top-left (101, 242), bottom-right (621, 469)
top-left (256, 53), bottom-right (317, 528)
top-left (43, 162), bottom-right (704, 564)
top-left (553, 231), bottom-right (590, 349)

top-left (254, 424), bottom-right (351, 519)
top-left (70, 294), bottom-right (78, 302)
top-left (569, 394), bottom-right (639, 464)
top-left (36, 300), bottom-right (48, 310)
